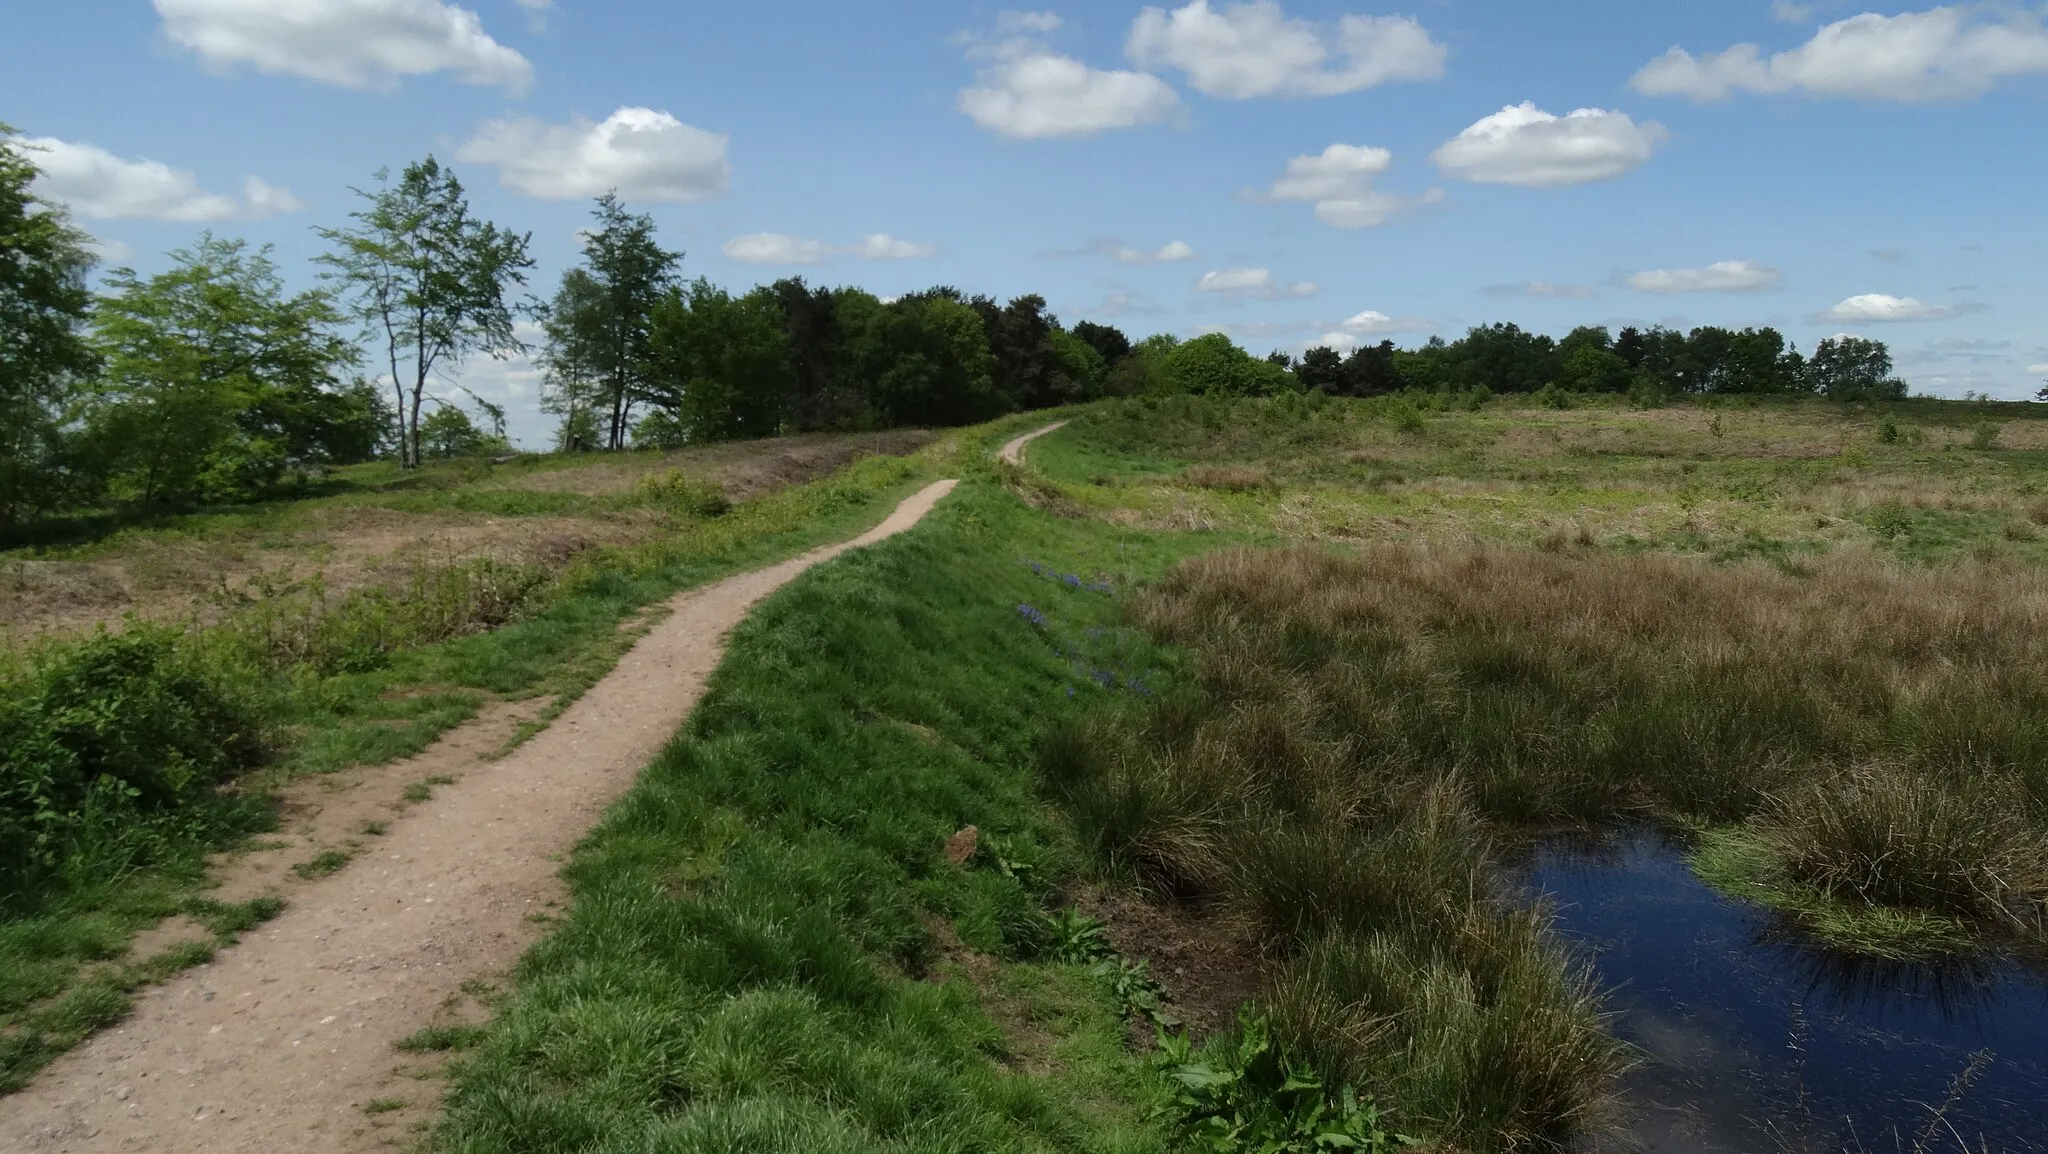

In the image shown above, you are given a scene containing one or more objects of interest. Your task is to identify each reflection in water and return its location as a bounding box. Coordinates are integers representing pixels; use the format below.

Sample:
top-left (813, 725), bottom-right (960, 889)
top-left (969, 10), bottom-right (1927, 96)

top-left (1513, 829), bottom-right (2048, 1153)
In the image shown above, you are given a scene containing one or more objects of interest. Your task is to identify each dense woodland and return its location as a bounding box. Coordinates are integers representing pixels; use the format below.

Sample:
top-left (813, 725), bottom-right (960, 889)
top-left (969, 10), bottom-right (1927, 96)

top-left (4, 130), bottom-right (1912, 531)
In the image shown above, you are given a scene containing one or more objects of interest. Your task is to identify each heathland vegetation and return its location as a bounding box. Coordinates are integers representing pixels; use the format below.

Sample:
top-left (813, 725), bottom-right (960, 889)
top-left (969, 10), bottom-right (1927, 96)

top-left (9, 119), bottom-right (2048, 1150)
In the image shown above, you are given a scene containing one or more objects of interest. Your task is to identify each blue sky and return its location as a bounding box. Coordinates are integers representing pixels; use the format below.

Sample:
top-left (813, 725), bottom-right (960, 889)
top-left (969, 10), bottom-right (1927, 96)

top-left (4, 0), bottom-right (2045, 445)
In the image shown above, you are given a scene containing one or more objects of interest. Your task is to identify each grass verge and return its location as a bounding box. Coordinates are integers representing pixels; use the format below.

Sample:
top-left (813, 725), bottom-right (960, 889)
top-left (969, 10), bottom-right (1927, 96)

top-left (430, 478), bottom-right (1216, 1153)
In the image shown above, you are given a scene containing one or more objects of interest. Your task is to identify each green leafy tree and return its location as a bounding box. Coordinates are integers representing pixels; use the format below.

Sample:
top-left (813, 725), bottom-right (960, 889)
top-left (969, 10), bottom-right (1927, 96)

top-left (538, 194), bottom-right (681, 450)
top-left (0, 127), bottom-right (99, 525)
top-left (845, 292), bottom-right (1004, 426)
top-left (1808, 335), bottom-right (1904, 401)
top-left (317, 157), bottom-right (532, 468)
top-left (85, 235), bottom-right (366, 505)
top-left (644, 279), bottom-right (795, 443)
top-left (1164, 333), bottom-right (1292, 397)
top-left (1106, 334), bottom-right (1179, 396)
top-left (1072, 320), bottom-right (1131, 367)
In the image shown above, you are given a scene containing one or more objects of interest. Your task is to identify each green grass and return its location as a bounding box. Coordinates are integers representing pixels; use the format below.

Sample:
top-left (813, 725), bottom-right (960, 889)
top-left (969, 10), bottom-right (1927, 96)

top-left (430, 478), bottom-right (1217, 1153)
top-left (1688, 827), bottom-right (1977, 959)
top-left (293, 850), bottom-right (350, 880)
top-left (0, 444), bottom-right (945, 1094)
top-left (0, 893), bottom-right (281, 1091)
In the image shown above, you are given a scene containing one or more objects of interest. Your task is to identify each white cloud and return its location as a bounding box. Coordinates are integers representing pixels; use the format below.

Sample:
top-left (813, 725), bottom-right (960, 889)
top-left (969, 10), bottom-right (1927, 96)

top-left (2029, 363), bottom-right (2048, 375)
top-left (846, 234), bottom-right (938, 260)
top-left (997, 10), bottom-right (1063, 34)
top-left (722, 234), bottom-right (829, 265)
top-left (240, 176), bottom-right (307, 216)
top-left (959, 51), bottom-right (1181, 138)
top-left (1195, 266), bottom-right (1318, 298)
top-left (1126, 0), bottom-right (1445, 98)
top-left (457, 107), bottom-right (730, 202)
top-left (1313, 310), bottom-right (1427, 350)
top-left (1432, 102), bottom-right (1666, 188)
top-left (1770, 1), bottom-right (1812, 23)
top-left (1631, 8), bottom-right (2048, 102)
top-left (1821, 293), bottom-right (1958, 323)
top-left (722, 232), bottom-right (938, 265)
top-left (1337, 309), bottom-right (1420, 335)
top-left (154, 0), bottom-right (533, 92)
top-left (1625, 259), bottom-right (1784, 294)
top-left (1253, 143), bottom-right (1438, 229)
top-left (1481, 281), bottom-right (1599, 299)
top-left (24, 136), bottom-right (301, 221)
top-left (1074, 238), bottom-right (1198, 264)
top-left (1870, 247), bottom-right (1905, 263)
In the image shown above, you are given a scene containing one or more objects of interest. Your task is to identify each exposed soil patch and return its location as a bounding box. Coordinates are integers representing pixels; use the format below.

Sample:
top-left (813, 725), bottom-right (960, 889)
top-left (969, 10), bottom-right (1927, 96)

top-left (1079, 889), bottom-right (1262, 1043)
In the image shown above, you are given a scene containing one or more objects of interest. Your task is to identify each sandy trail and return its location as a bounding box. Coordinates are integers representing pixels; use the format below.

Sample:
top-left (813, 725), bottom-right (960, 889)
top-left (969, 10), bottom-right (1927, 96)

top-left (0, 480), bottom-right (958, 1154)
top-left (998, 421), bottom-right (1066, 466)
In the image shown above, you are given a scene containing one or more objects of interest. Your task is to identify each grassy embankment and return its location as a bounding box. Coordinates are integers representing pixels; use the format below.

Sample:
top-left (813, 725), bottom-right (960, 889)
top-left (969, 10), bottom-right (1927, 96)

top-left (0, 432), bottom-right (941, 1092)
top-left (427, 413), bottom-right (1608, 1154)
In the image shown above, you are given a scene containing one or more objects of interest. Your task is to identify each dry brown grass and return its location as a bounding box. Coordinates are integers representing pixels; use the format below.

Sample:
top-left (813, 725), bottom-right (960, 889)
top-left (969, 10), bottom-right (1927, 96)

top-left (1, 430), bottom-right (936, 646)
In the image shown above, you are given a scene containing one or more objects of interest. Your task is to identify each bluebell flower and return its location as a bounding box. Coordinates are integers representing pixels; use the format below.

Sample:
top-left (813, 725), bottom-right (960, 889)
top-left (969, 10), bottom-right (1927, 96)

top-left (1017, 604), bottom-right (1048, 627)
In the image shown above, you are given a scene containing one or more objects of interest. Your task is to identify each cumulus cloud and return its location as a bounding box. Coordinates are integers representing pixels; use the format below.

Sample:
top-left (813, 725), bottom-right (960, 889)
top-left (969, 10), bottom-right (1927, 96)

top-left (457, 108), bottom-right (730, 202)
top-left (24, 136), bottom-right (302, 221)
top-left (1625, 259), bottom-right (1784, 294)
top-left (1313, 309), bottom-right (1429, 350)
top-left (721, 232), bottom-right (937, 265)
top-left (1125, 0), bottom-right (1445, 99)
top-left (1196, 266), bottom-right (1319, 298)
top-left (1253, 143), bottom-right (1439, 229)
top-left (1631, 7), bottom-right (2048, 102)
top-left (1432, 102), bottom-right (1666, 188)
top-left (153, 0), bottom-right (533, 92)
top-left (1771, 1), bottom-right (1813, 22)
top-left (957, 15), bottom-right (1180, 138)
top-left (1480, 281), bottom-right (1599, 299)
top-left (2030, 363), bottom-right (2048, 375)
top-left (960, 54), bottom-right (1181, 138)
top-left (1820, 293), bottom-right (1960, 323)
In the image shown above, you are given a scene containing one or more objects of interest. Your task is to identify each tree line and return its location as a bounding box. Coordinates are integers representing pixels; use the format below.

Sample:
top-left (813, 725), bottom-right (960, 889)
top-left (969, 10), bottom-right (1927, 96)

top-left (1, 126), bottom-right (1911, 532)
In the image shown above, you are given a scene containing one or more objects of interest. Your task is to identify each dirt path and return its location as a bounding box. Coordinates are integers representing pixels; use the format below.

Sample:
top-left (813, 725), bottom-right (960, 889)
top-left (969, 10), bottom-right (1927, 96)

top-left (0, 480), bottom-right (959, 1154)
top-left (999, 421), bottom-right (1067, 466)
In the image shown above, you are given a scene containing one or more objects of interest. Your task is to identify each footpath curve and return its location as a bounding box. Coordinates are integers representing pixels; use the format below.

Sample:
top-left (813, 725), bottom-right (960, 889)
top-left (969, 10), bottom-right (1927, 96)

top-left (998, 421), bottom-right (1067, 466)
top-left (0, 480), bottom-right (959, 1154)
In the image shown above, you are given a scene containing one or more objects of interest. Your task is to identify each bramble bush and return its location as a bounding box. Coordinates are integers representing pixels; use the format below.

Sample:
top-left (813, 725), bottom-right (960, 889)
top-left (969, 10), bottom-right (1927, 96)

top-left (1, 625), bottom-right (268, 910)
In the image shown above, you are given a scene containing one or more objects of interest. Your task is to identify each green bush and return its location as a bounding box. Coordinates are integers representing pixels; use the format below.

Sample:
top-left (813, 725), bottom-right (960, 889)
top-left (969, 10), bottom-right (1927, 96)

top-left (1, 625), bottom-right (266, 908)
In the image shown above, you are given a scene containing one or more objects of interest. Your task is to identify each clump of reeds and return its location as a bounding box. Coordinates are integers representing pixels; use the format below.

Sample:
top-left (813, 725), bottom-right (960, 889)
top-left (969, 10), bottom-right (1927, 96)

top-left (1756, 763), bottom-right (2048, 926)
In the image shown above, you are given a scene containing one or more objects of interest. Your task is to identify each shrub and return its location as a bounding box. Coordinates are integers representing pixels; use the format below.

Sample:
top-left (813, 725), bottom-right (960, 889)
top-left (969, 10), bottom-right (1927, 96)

top-left (1, 625), bottom-right (266, 908)
top-left (639, 468), bottom-right (733, 518)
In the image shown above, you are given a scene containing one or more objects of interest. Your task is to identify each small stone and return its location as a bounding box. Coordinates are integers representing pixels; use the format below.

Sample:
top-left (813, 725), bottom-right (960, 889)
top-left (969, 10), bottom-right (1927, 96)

top-left (113, 1087), bottom-right (130, 1101)
top-left (944, 826), bottom-right (979, 866)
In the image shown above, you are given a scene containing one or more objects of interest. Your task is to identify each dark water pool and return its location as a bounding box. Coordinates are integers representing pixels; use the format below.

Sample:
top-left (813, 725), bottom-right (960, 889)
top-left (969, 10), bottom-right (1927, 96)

top-left (1518, 830), bottom-right (2048, 1153)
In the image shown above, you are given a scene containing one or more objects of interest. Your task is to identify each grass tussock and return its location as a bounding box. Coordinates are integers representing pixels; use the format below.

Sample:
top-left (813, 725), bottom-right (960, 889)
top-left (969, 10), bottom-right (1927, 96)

top-left (1044, 536), bottom-right (2048, 1145)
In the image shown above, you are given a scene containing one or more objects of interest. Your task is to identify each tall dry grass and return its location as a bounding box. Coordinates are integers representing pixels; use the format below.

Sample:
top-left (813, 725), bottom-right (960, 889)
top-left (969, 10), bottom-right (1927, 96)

top-left (1045, 541), bottom-right (2048, 1146)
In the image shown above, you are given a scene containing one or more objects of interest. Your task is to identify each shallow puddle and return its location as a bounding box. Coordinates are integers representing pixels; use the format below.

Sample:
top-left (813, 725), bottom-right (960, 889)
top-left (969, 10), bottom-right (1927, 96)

top-left (1519, 829), bottom-right (2048, 1153)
